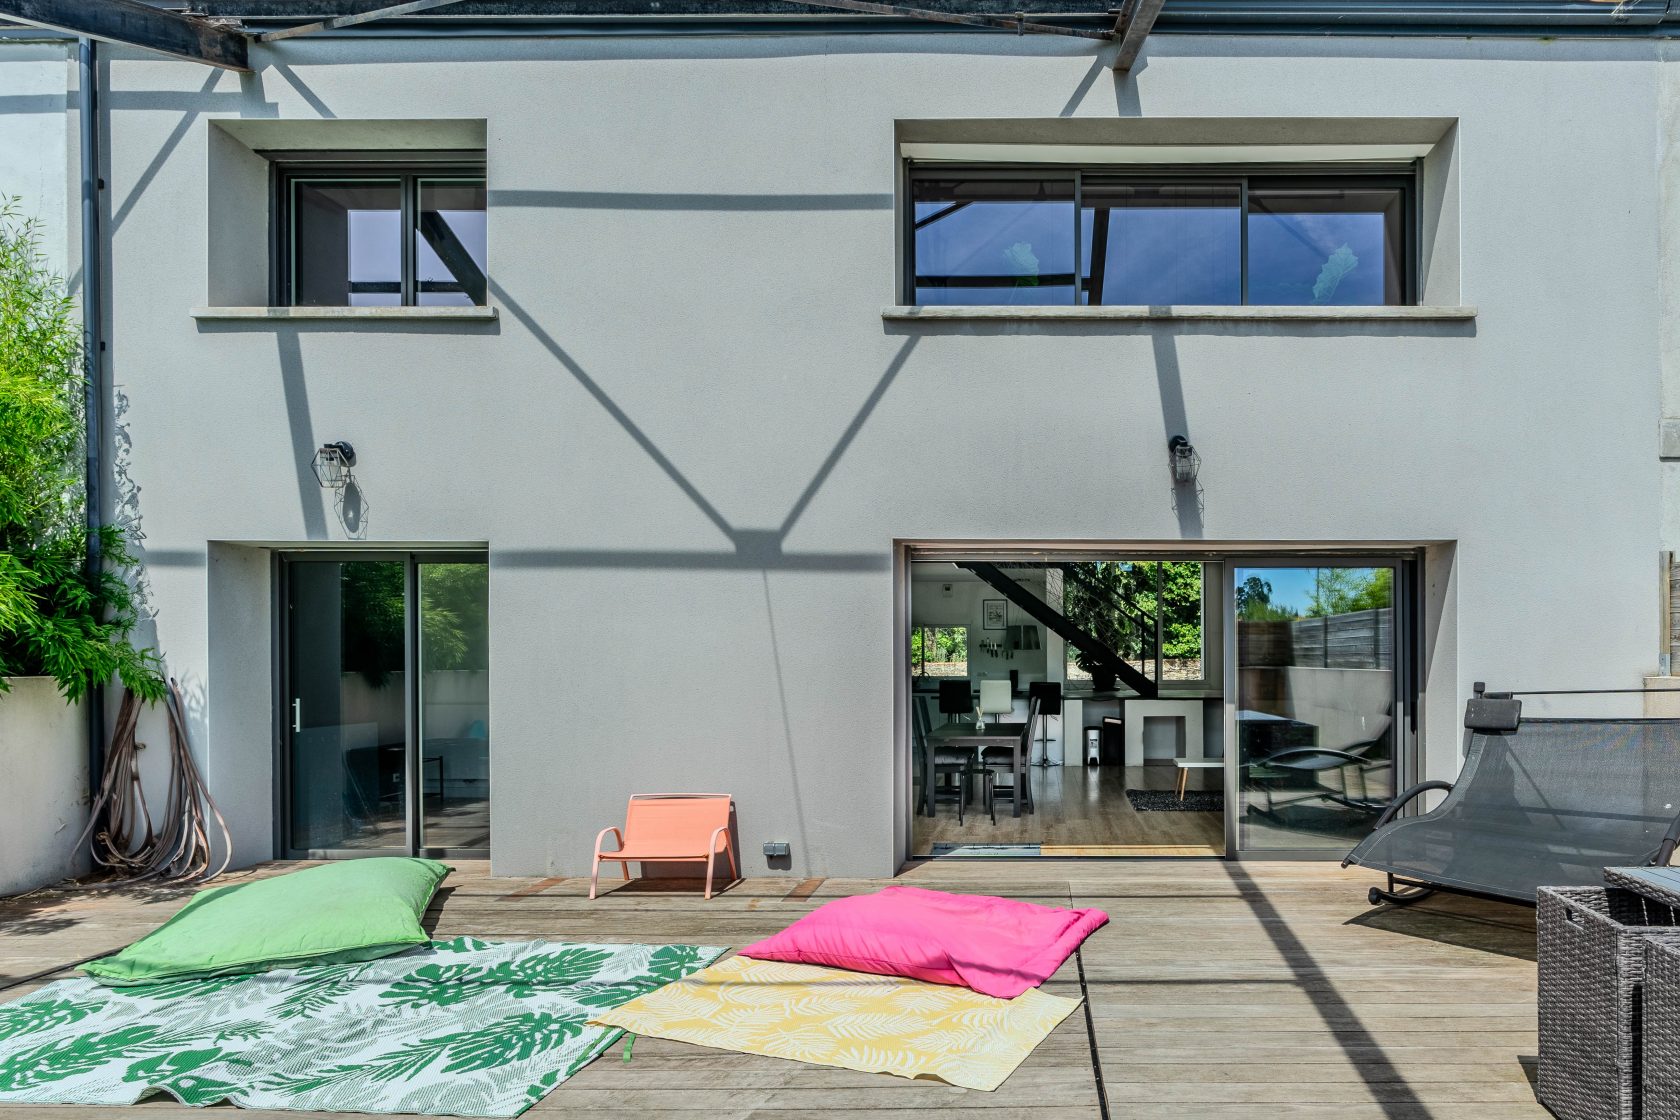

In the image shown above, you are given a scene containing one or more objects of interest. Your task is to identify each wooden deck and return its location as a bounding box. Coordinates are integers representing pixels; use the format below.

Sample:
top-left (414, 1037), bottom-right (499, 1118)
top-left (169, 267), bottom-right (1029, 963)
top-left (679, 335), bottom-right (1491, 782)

top-left (0, 860), bottom-right (1545, 1119)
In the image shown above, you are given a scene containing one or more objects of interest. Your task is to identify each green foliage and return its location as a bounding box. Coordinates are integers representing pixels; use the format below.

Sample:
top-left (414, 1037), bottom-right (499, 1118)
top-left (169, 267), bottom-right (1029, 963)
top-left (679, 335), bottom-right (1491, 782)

top-left (1065, 562), bottom-right (1203, 670)
top-left (339, 561), bottom-right (405, 686)
top-left (1307, 567), bottom-right (1392, 617)
top-left (910, 625), bottom-right (967, 675)
top-left (421, 562), bottom-right (488, 671)
top-left (1236, 575), bottom-right (1293, 621)
top-left (0, 202), bottom-right (162, 702)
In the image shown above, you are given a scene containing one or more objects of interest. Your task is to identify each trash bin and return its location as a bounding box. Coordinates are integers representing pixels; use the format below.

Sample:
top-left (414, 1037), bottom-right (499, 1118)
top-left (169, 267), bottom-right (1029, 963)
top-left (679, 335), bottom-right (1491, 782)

top-left (1084, 727), bottom-right (1101, 766)
top-left (1101, 717), bottom-right (1124, 766)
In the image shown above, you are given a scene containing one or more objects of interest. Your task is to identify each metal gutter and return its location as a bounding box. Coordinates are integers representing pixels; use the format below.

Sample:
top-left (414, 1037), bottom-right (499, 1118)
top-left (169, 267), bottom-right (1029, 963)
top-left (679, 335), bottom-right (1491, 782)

top-left (78, 37), bottom-right (105, 792)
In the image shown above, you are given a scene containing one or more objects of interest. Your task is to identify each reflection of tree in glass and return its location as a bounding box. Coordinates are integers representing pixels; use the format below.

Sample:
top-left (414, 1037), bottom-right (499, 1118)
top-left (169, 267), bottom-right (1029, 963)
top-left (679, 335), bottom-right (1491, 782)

top-left (1239, 568), bottom-right (1391, 622)
top-left (1237, 575), bottom-right (1292, 621)
top-left (341, 563), bottom-right (406, 686)
top-left (422, 564), bottom-right (489, 672)
top-left (1003, 241), bottom-right (1040, 287)
top-left (1312, 244), bottom-right (1359, 303)
top-left (1307, 567), bottom-right (1390, 617)
top-left (338, 563), bottom-right (488, 686)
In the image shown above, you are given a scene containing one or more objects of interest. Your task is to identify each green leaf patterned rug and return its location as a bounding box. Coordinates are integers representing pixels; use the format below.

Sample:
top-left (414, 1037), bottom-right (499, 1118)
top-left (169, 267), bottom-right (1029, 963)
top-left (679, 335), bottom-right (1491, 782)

top-left (0, 936), bottom-right (724, 1117)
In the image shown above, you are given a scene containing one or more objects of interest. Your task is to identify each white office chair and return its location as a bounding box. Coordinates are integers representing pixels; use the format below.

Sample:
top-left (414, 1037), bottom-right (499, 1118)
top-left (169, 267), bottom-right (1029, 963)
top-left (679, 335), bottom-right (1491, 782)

top-left (978, 680), bottom-right (1013, 730)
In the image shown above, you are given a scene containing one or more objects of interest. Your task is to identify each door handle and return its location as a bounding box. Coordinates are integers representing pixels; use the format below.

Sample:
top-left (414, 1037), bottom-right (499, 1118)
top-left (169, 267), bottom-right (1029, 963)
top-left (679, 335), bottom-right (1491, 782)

top-left (292, 698), bottom-right (302, 733)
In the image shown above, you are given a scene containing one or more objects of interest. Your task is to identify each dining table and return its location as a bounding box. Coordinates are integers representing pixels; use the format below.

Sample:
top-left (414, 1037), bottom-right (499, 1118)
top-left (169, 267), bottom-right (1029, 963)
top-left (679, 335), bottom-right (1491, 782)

top-left (923, 721), bottom-right (1029, 818)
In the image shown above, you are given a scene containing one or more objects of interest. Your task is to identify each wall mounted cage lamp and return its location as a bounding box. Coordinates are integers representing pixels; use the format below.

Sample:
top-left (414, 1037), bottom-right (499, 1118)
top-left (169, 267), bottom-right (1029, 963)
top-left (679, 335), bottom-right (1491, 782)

top-left (1168, 435), bottom-right (1199, 485)
top-left (311, 441), bottom-right (356, 489)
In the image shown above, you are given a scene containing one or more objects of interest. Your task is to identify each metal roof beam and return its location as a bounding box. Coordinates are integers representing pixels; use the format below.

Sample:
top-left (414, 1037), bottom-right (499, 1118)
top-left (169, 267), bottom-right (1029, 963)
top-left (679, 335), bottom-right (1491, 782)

top-left (259, 0), bottom-right (467, 42)
top-left (772, 0), bottom-right (1114, 40)
top-left (0, 0), bottom-right (249, 70)
top-left (1111, 0), bottom-right (1163, 72)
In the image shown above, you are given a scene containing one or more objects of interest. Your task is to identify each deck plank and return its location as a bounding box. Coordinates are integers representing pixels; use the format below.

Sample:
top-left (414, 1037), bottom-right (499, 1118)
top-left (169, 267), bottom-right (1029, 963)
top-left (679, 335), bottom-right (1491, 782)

top-left (0, 860), bottom-right (1547, 1117)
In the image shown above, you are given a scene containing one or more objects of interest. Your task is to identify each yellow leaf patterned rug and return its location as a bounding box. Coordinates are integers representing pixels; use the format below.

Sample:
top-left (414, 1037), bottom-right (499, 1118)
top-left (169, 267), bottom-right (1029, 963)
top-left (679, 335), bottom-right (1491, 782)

top-left (589, 954), bottom-right (1081, 1091)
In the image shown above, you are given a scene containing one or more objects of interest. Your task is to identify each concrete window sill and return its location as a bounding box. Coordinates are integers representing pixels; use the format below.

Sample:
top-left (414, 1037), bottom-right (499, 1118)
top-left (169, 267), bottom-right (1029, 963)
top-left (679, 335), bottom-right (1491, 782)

top-left (191, 306), bottom-right (498, 322)
top-left (881, 305), bottom-right (1477, 323)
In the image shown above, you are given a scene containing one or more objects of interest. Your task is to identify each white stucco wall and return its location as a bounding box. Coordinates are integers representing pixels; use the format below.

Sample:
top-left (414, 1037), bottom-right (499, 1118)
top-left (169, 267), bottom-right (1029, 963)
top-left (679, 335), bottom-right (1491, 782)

top-left (30, 30), bottom-right (1670, 876)
top-left (0, 678), bottom-right (89, 896)
top-left (0, 41), bottom-right (71, 272)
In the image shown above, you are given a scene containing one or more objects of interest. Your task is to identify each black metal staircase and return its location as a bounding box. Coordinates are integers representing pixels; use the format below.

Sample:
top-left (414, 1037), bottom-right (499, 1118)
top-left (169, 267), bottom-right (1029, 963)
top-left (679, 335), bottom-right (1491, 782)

top-left (956, 561), bottom-right (1159, 699)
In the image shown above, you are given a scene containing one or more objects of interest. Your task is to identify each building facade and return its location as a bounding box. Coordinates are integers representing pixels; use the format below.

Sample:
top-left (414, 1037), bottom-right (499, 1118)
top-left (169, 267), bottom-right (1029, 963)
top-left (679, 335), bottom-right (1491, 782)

top-left (4, 2), bottom-right (1680, 877)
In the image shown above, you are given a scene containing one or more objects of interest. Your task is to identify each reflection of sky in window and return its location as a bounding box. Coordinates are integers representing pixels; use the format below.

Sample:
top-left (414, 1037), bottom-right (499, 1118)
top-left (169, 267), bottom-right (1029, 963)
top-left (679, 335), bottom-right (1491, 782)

top-left (1247, 210), bottom-right (1387, 305)
top-left (914, 201), bottom-right (1074, 305)
top-left (348, 208), bottom-right (400, 306)
top-left (416, 210), bottom-right (487, 307)
top-left (1081, 205), bottom-right (1240, 305)
top-left (1238, 567), bottom-right (1386, 618)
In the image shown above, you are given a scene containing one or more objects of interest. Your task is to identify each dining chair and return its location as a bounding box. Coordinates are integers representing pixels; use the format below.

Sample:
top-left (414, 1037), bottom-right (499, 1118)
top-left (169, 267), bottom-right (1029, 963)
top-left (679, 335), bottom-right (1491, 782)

top-left (984, 695), bottom-right (1039, 815)
top-left (938, 679), bottom-right (973, 721)
top-left (978, 679), bottom-right (1012, 728)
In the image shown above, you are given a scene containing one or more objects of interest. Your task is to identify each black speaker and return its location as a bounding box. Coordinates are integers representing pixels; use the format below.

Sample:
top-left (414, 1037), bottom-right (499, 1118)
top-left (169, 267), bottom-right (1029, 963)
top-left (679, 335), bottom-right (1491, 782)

top-left (1029, 681), bottom-right (1063, 716)
top-left (938, 679), bottom-right (973, 715)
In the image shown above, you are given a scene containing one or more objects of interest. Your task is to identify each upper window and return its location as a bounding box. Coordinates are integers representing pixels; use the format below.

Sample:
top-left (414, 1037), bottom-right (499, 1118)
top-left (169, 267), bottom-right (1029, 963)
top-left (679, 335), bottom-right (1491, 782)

top-left (278, 163), bottom-right (487, 307)
top-left (908, 169), bottom-right (1412, 307)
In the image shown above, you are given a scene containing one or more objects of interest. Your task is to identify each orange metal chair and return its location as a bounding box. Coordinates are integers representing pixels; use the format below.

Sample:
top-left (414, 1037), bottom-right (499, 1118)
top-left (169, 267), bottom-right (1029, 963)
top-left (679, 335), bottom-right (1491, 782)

top-left (591, 793), bottom-right (738, 900)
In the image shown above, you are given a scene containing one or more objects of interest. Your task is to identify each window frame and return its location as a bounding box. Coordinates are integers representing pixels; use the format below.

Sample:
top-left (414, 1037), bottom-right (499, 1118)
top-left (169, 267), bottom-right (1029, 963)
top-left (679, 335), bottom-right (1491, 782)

top-left (902, 163), bottom-right (1419, 308)
top-left (270, 154), bottom-right (488, 308)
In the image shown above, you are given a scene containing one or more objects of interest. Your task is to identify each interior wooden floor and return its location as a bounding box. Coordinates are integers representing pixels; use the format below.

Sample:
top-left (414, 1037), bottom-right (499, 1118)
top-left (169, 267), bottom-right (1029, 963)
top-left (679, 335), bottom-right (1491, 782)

top-left (0, 860), bottom-right (1547, 1119)
top-left (914, 762), bottom-right (1226, 856)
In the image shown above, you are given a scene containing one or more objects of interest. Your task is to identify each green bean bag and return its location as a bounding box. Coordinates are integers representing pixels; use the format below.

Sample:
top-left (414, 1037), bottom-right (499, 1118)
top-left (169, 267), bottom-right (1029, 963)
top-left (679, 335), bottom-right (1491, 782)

top-left (82, 857), bottom-right (450, 986)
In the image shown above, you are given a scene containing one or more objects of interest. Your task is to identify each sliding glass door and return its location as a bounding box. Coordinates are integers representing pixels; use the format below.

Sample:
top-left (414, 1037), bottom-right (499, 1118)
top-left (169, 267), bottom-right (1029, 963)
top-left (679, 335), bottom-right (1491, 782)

top-left (1228, 562), bottom-right (1406, 855)
top-left (282, 553), bottom-right (489, 859)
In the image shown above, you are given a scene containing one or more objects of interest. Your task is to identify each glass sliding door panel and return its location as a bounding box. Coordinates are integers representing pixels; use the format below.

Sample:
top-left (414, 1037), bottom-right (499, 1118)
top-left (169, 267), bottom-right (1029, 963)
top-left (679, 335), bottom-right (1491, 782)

top-left (418, 562), bottom-right (490, 852)
top-left (286, 559), bottom-right (409, 852)
top-left (1234, 565), bottom-right (1397, 852)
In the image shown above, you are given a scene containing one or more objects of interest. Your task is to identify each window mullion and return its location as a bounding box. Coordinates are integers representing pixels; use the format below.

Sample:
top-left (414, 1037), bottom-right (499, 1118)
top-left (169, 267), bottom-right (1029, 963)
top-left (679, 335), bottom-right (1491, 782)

top-left (402, 175), bottom-right (417, 306)
top-left (1072, 170), bottom-right (1083, 307)
top-left (1238, 176), bottom-right (1250, 307)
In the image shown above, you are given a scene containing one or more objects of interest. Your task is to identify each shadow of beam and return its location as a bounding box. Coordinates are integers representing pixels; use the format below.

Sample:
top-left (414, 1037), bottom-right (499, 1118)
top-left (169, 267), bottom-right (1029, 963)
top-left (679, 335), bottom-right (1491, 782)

top-left (490, 280), bottom-right (737, 541)
top-left (492, 548), bottom-right (889, 572)
top-left (489, 190), bottom-right (891, 211)
top-left (491, 279), bottom-right (916, 568)
top-left (1224, 862), bottom-right (1429, 1119)
top-left (779, 336), bottom-right (917, 537)
top-left (275, 331), bottom-right (328, 538)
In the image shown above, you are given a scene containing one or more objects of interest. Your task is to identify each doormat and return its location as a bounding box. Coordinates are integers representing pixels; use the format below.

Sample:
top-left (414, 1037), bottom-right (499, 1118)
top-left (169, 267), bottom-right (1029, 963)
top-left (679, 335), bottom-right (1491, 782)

top-left (929, 843), bottom-right (1041, 858)
top-left (0, 937), bottom-right (723, 1117)
top-left (1126, 789), bottom-right (1224, 813)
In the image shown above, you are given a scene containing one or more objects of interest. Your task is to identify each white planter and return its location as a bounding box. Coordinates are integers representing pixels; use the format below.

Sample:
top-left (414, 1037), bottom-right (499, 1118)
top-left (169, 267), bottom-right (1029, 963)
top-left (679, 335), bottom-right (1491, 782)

top-left (0, 677), bottom-right (89, 896)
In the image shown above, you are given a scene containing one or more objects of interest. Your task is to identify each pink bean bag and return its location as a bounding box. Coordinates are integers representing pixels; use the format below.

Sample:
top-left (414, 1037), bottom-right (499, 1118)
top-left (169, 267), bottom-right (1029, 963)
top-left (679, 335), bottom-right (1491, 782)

top-left (738, 885), bottom-right (1109, 999)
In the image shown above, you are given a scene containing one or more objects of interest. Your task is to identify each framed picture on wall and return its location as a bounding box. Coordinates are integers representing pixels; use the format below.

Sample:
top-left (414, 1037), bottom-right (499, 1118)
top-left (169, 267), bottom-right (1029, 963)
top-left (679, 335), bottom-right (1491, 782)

top-left (982, 599), bottom-right (1007, 631)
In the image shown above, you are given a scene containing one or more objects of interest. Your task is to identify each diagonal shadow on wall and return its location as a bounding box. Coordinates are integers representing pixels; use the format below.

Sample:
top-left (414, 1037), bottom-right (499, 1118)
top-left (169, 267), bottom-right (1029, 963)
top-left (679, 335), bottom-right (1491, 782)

top-left (490, 280), bottom-right (916, 573)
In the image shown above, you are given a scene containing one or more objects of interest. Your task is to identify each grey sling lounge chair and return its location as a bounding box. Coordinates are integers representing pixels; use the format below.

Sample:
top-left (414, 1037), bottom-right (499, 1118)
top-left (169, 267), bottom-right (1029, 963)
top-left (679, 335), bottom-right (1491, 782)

top-left (1344, 687), bottom-right (1680, 907)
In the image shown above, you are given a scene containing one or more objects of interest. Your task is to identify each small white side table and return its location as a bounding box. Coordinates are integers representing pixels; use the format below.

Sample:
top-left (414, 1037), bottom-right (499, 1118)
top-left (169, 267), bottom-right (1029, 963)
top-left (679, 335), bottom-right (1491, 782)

top-left (1173, 758), bottom-right (1223, 800)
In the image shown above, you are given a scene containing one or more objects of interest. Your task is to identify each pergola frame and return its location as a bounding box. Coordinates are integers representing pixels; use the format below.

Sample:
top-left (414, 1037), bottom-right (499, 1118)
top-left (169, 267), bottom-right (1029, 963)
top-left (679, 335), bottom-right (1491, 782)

top-left (0, 0), bottom-right (249, 69)
top-left (0, 0), bottom-right (1156, 68)
top-left (0, 0), bottom-right (1664, 72)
